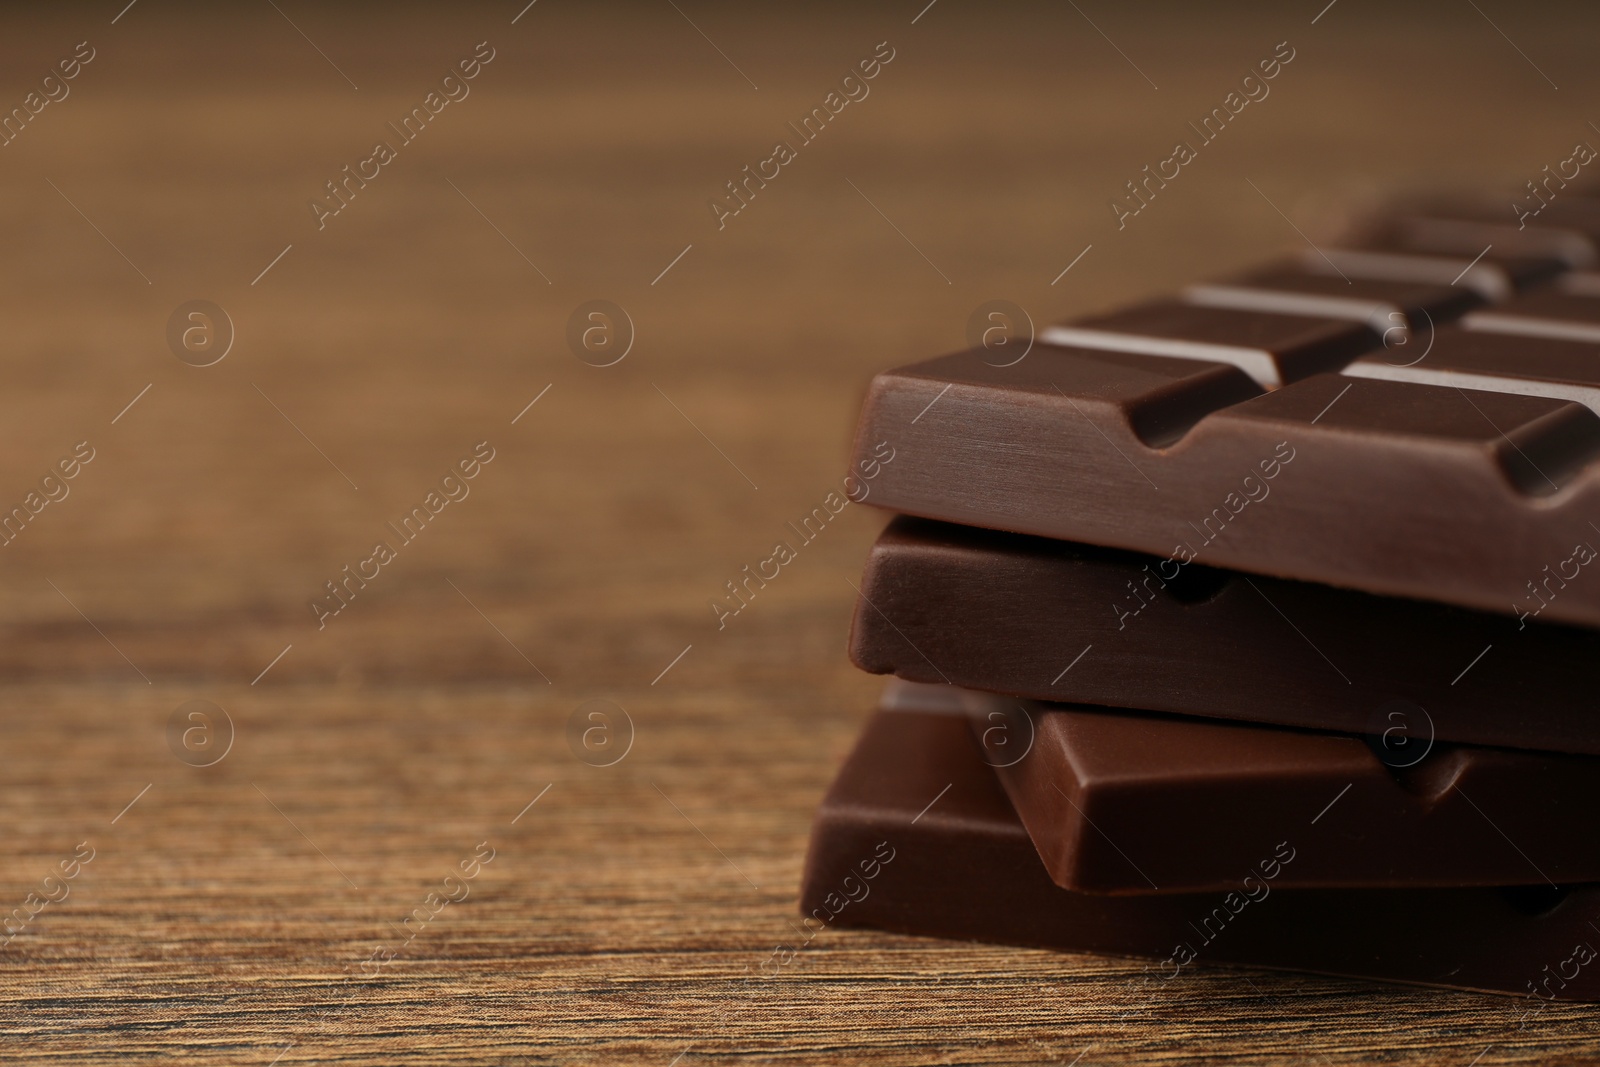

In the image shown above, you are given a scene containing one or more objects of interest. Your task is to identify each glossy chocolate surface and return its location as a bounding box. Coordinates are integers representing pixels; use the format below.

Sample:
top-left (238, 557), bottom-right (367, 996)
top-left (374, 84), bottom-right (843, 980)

top-left (850, 340), bottom-right (1600, 626)
top-left (800, 704), bottom-right (1600, 1000)
top-left (850, 517), bottom-right (1600, 753)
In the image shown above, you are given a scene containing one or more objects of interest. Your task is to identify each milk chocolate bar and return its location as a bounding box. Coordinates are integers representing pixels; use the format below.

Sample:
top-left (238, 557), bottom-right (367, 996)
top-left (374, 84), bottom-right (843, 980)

top-left (800, 703), bottom-right (1600, 1000)
top-left (849, 517), bottom-right (1600, 753)
top-left (893, 676), bottom-right (1600, 891)
top-left (849, 332), bottom-right (1600, 626)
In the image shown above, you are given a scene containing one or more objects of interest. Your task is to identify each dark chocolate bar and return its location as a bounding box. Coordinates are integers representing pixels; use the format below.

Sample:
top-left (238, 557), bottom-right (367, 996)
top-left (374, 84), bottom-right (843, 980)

top-left (849, 516), bottom-right (1600, 754)
top-left (884, 676), bottom-right (1600, 891)
top-left (800, 703), bottom-right (1600, 1000)
top-left (849, 333), bottom-right (1600, 626)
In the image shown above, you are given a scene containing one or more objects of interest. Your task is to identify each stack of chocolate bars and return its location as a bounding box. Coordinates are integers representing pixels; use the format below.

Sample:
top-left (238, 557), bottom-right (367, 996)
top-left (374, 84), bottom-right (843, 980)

top-left (804, 192), bottom-right (1600, 1001)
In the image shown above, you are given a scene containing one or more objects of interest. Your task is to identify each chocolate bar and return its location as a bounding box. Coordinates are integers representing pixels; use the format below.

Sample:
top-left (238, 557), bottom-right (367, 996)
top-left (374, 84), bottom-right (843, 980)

top-left (800, 702), bottom-right (1600, 1000)
top-left (891, 676), bottom-right (1600, 892)
top-left (849, 332), bottom-right (1600, 626)
top-left (849, 517), bottom-right (1600, 753)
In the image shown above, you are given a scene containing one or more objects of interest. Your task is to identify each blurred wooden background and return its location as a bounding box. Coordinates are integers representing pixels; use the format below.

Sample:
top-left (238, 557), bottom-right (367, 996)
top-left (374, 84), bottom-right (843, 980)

top-left (1, 1), bottom-right (1597, 1062)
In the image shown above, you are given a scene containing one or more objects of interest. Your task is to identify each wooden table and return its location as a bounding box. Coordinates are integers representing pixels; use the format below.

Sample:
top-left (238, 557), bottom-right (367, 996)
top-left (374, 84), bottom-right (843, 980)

top-left (2, 2), bottom-right (1596, 1062)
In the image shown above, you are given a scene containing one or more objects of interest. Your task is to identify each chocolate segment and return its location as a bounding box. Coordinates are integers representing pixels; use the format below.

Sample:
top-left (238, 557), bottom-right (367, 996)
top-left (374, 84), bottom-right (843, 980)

top-left (1183, 261), bottom-right (1481, 338)
top-left (1343, 326), bottom-right (1600, 415)
top-left (1561, 271), bottom-right (1600, 296)
top-left (1297, 247), bottom-right (1563, 301)
top-left (1354, 203), bottom-right (1600, 268)
top-left (851, 345), bottom-right (1600, 626)
top-left (1463, 291), bottom-right (1600, 344)
top-left (800, 705), bottom-right (1600, 1000)
top-left (1039, 301), bottom-right (1379, 387)
top-left (849, 516), bottom-right (1600, 754)
top-left (926, 676), bottom-right (1600, 891)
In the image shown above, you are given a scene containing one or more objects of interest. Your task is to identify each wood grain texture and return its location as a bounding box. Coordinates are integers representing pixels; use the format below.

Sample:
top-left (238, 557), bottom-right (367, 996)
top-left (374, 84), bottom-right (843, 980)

top-left (1, 1), bottom-right (1598, 1062)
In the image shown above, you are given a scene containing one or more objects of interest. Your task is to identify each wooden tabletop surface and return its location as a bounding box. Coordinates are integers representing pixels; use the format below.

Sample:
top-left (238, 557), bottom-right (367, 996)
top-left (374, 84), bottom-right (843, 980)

top-left (3, 1), bottom-right (1598, 1062)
